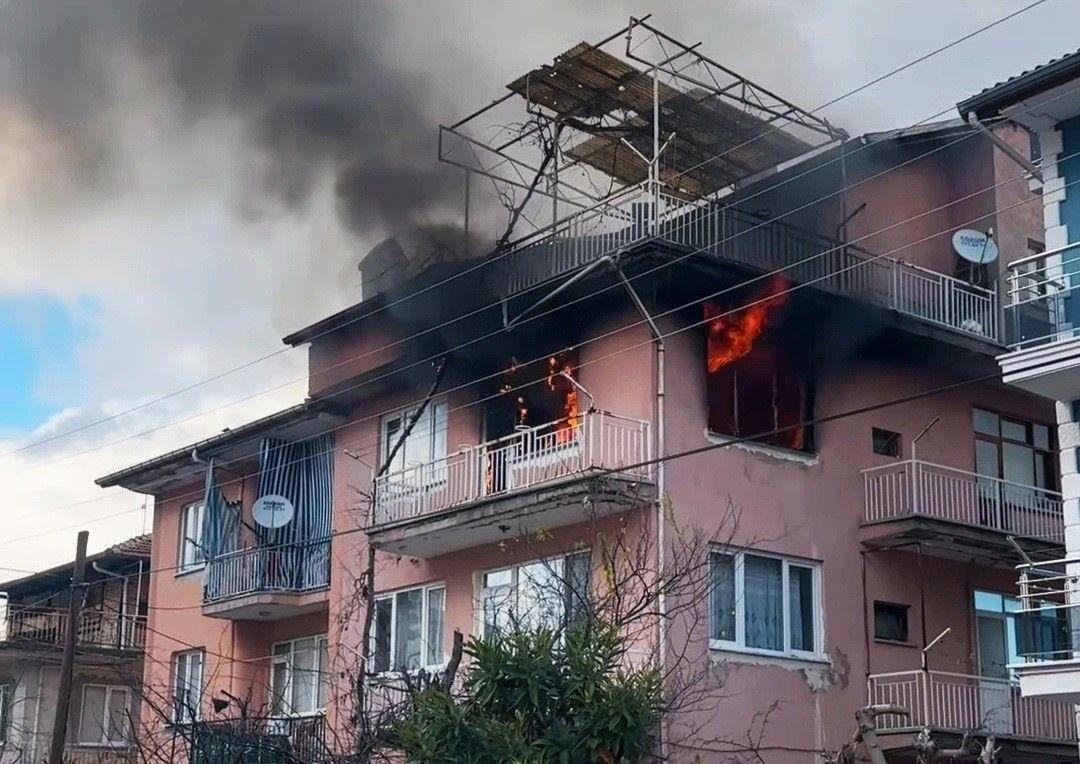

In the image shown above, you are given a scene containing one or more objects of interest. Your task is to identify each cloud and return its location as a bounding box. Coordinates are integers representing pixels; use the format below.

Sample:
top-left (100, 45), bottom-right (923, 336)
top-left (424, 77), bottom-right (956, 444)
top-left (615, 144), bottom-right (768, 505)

top-left (0, 0), bottom-right (1074, 571)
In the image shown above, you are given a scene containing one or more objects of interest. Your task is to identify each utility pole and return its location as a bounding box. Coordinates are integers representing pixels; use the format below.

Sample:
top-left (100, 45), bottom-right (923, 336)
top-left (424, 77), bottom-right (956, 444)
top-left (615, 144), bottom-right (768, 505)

top-left (48, 530), bottom-right (88, 764)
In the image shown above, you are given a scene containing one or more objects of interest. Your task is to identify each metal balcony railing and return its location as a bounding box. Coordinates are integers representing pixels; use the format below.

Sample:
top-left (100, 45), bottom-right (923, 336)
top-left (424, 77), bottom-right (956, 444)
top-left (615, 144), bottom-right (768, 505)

top-left (1016, 552), bottom-right (1080, 662)
top-left (499, 183), bottom-right (999, 341)
top-left (868, 670), bottom-right (1078, 743)
top-left (862, 459), bottom-right (1063, 543)
top-left (372, 410), bottom-right (652, 527)
top-left (1004, 241), bottom-right (1080, 349)
top-left (2, 606), bottom-right (146, 651)
top-left (202, 538), bottom-right (331, 605)
top-left (188, 714), bottom-right (327, 764)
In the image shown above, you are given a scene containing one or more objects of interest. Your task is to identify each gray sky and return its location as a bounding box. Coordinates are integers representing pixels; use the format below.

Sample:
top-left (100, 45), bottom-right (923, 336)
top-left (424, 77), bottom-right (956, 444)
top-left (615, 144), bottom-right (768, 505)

top-left (0, 0), bottom-right (1076, 574)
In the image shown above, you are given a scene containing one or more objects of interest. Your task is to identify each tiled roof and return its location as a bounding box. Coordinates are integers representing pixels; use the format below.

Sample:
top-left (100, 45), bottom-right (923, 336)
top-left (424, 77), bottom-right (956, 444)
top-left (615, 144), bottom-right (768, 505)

top-left (108, 533), bottom-right (152, 559)
top-left (0, 533), bottom-right (152, 592)
top-left (958, 49), bottom-right (1080, 119)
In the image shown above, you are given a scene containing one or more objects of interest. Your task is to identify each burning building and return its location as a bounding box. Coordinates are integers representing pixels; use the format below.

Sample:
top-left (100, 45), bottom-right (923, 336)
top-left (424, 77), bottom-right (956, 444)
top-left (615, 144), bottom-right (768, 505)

top-left (93, 18), bottom-right (1072, 763)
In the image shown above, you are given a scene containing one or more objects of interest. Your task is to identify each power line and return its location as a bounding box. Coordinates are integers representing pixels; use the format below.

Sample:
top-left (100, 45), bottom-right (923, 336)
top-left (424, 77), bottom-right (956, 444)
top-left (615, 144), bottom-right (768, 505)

top-left (3, 0), bottom-right (1051, 460)
top-left (10, 158), bottom-right (1071, 533)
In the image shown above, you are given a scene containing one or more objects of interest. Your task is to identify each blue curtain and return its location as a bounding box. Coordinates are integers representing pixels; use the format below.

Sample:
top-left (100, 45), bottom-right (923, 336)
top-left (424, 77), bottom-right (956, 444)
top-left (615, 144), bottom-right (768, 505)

top-left (201, 458), bottom-right (239, 558)
top-left (256, 434), bottom-right (334, 590)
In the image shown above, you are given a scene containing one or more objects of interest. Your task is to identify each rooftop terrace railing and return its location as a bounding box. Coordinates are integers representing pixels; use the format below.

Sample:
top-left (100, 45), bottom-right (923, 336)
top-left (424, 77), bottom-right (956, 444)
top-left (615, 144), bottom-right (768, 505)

top-left (499, 183), bottom-right (999, 342)
top-left (1004, 241), bottom-right (1080, 349)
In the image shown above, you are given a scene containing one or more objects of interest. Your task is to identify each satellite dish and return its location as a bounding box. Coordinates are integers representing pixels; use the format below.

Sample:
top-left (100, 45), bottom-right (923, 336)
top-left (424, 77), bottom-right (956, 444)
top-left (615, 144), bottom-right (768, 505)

top-left (952, 229), bottom-right (998, 264)
top-left (252, 494), bottom-right (295, 529)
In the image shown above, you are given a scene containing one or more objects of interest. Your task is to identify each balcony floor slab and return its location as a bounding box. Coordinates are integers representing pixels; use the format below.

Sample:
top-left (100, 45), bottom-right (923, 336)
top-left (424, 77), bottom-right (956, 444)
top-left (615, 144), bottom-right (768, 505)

top-left (858, 516), bottom-right (1063, 565)
top-left (202, 588), bottom-right (330, 621)
top-left (368, 473), bottom-right (656, 559)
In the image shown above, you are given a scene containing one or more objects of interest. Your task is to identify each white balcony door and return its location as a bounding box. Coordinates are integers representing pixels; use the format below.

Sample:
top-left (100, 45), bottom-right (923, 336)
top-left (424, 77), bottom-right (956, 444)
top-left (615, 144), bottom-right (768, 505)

top-left (976, 613), bottom-right (1014, 735)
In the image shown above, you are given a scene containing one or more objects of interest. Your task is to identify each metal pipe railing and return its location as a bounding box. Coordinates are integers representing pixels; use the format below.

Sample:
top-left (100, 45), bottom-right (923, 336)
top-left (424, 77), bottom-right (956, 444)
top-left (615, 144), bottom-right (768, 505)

top-left (2, 606), bottom-right (146, 650)
top-left (867, 669), bottom-right (1078, 742)
top-left (202, 538), bottom-right (331, 604)
top-left (862, 459), bottom-right (1064, 542)
top-left (371, 410), bottom-right (652, 527)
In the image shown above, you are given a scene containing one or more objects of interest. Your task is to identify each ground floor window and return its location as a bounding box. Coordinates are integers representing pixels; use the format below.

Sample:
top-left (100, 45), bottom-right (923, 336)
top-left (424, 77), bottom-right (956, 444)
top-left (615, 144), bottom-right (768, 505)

top-left (372, 584), bottom-right (445, 673)
top-left (0, 684), bottom-right (10, 742)
top-left (77, 685), bottom-right (130, 746)
top-left (270, 635), bottom-right (329, 716)
top-left (480, 552), bottom-right (591, 639)
top-left (172, 649), bottom-right (204, 724)
top-left (709, 550), bottom-right (821, 657)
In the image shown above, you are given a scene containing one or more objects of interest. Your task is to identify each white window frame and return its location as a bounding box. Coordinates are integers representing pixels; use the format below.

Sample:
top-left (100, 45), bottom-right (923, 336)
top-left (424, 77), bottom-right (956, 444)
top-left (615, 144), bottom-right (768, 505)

top-left (177, 502), bottom-right (206, 574)
top-left (269, 634), bottom-right (329, 718)
top-left (172, 649), bottom-right (204, 724)
top-left (380, 399), bottom-right (448, 482)
top-left (477, 551), bottom-right (591, 639)
top-left (709, 549), bottom-right (824, 661)
top-left (370, 583), bottom-right (446, 675)
top-left (76, 684), bottom-right (130, 747)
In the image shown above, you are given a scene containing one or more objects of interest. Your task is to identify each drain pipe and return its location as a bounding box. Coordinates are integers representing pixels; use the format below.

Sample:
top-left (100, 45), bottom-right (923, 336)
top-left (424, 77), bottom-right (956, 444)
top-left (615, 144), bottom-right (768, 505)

top-left (610, 264), bottom-right (667, 757)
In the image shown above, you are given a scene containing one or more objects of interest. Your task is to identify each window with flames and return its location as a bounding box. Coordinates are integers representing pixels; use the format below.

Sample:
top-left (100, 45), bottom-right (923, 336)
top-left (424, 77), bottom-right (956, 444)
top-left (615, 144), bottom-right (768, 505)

top-left (703, 276), bottom-right (811, 452)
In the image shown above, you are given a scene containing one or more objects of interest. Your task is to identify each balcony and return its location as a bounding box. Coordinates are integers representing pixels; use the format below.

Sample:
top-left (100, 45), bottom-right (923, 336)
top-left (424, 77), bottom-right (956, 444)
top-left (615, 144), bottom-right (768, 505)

top-left (861, 459), bottom-right (1063, 558)
top-left (1012, 554), bottom-right (1080, 703)
top-left (369, 410), bottom-right (653, 557)
top-left (2, 606), bottom-right (145, 653)
top-left (1000, 241), bottom-right (1080, 399)
top-left (868, 670), bottom-right (1078, 746)
top-left (498, 183), bottom-right (999, 343)
top-left (201, 539), bottom-right (330, 620)
top-left (188, 714), bottom-right (327, 764)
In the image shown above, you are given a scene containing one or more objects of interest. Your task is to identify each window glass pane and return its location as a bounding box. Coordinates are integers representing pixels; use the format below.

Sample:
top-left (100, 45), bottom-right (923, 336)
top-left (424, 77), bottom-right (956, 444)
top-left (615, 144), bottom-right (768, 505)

top-left (1003, 442), bottom-right (1036, 487)
top-left (564, 552), bottom-right (591, 625)
top-left (709, 554), bottom-right (736, 642)
top-left (484, 569), bottom-right (512, 588)
top-left (1033, 424), bottom-right (1050, 450)
top-left (425, 588), bottom-right (444, 666)
top-left (1034, 452), bottom-right (1048, 489)
top-left (393, 589), bottom-right (423, 670)
top-left (291, 638), bottom-right (318, 713)
top-left (874, 603), bottom-right (908, 642)
top-left (78, 686), bottom-right (106, 743)
top-left (483, 587), bottom-right (512, 640)
top-left (975, 440), bottom-right (1000, 479)
top-left (974, 590), bottom-right (1003, 613)
top-left (973, 409), bottom-right (1000, 436)
top-left (106, 689), bottom-right (128, 743)
top-left (1002, 419), bottom-right (1028, 442)
top-left (743, 555), bottom-right (783, 651)
top-left (317, 638), bottom-right (329, 709)
top-left (518, 560), bottom-right (564, 631)
top-left (270, 660), bottom-right (289, 715)
top-left (788, 565), bottom-right (815, 651)
top-left (373, 598), bottom-right (392, 674)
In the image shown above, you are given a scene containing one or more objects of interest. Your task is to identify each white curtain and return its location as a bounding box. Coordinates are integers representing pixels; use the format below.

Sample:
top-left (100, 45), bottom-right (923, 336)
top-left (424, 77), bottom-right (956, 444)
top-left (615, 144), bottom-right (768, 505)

top-left (744, 556), bottom-right (782, 650)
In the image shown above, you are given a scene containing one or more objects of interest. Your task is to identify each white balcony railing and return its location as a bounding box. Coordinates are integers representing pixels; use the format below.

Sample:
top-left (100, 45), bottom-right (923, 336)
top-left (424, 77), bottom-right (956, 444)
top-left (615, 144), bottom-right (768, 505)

top-left (1004, 241), bottom-right (1080, 349)
top-left (203, 538), bottom-right (331, 604)
top-left (2, 606), bottom-right (146, 651)
top-left (499, 183), bottom-right (999, 341)
top-left (868, 670), bottom-right (1077, 743)
top-left (372, 410), bottom-right (652, 527)
top-left (862, 459), bottom-right (1063, 543)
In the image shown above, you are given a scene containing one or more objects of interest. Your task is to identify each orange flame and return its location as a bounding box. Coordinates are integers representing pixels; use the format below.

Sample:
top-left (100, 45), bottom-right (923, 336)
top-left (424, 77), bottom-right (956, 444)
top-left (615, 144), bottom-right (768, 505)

top-left (550, 355), bottom-right (580, 444)
top-left (704, 275), bottom-right (788, 373)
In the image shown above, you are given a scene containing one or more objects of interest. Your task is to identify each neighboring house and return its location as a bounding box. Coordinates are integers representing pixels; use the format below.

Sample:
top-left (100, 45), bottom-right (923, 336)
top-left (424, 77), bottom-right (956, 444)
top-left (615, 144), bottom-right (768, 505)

top-left (964, 50), bottom-right (1080, 712)
top-left (95, 25), bottom-right (1075, 763)
top-left (0, 536), bottom-right (150, 764)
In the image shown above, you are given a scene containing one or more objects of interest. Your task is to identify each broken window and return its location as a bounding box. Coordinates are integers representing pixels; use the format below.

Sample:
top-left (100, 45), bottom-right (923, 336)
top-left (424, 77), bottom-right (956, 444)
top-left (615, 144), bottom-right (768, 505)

top-left (705, 347), bottom-right (811, 452)
top-left (703, 282), bottom-right (809, 452)
top-left (871, 428), bottom-right (901, 458)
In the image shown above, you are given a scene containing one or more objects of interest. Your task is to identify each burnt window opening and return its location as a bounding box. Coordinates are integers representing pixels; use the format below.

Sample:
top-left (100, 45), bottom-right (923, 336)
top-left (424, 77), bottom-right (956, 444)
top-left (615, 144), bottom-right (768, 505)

top-left (874, 601), bottom-right (909, 643)
top-left (486, 350), bottom-right (581, 442)
top-left (872, 428), bottom-right (901, 458)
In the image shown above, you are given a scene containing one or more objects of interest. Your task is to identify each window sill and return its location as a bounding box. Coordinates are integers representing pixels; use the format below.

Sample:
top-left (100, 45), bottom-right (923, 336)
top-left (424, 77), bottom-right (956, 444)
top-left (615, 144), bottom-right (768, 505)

top-left (704, 431), bottom-right (818, 467)
top-left (72, 743), bottom-right (131, 750)
top-left (874, 638), bottom-right (918, 649)
top-left (709, 643), bottom-right (829, 668)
